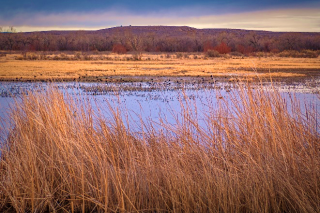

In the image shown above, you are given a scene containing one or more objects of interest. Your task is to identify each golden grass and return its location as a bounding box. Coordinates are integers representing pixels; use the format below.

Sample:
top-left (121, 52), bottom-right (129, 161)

top-left (0, 86), bottom-right (319, 212)
top-left (1, 52), bottom-right (319, 81)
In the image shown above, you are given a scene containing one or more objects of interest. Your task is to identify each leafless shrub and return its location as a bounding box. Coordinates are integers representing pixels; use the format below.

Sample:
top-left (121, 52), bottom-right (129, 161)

top-left (278, 50), bottom-right (319, 58)
top-left (206, 50), bottom-right (220, 57)
top-left (175, 52), bottom-right (183, 58)
top-left (82, 53), bottom-right (92, 60)
top-left (229, 51), bottom-right (244, 57)
top-left (132, 52), bottom-right (142, 61)
top-left (73, 52), bottom-right (82, 60)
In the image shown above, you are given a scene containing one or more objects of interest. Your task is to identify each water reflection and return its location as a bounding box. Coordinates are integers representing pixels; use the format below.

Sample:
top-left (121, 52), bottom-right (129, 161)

top-left (0, 80), bottom-right (319, 137)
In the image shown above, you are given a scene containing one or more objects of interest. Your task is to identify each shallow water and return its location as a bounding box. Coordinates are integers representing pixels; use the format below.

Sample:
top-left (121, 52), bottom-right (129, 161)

top-left (0, 80), bottom-right (319, 136)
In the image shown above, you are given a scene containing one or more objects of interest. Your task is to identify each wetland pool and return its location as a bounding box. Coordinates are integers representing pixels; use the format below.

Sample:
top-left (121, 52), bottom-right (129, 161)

top-left (0, 78), bottom-right (319, 136)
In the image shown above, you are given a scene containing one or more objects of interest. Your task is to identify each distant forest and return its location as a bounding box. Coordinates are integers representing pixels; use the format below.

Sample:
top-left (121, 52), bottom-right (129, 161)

top-left (0, 26), bottom-right (319, 54)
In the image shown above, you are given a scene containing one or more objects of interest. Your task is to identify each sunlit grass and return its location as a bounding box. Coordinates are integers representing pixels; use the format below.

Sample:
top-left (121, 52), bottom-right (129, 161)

top-left (0, 52), bottom-right (317, 81)
top-left (0, 85), bottom-right (319, 212)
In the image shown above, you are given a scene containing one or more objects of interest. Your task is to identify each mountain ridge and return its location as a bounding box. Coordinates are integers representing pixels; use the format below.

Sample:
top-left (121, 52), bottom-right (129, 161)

top-left (19, 26), bottom-right (319, 36)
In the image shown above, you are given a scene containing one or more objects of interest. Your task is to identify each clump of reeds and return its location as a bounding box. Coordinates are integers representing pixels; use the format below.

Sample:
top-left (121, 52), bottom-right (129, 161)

top-left (0, 85), bottom-right (319, 212)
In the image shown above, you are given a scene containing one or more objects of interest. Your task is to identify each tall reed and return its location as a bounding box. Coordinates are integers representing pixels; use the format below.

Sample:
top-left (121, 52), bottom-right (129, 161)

top-left (0, 86), bottom-right (319, 212)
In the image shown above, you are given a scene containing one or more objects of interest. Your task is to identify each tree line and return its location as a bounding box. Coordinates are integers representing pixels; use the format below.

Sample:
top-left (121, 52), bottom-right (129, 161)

top-left (0, 28), bottom-right (319, 54)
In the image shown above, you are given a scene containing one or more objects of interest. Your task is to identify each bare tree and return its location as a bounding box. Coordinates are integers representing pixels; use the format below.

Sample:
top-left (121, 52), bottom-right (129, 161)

top-left (125, 30), bottom-right (143, 52)
top-left (245, 32), bottom-right (261, 51)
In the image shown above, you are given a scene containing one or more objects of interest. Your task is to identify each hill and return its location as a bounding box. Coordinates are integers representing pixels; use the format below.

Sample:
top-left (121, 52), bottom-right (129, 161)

top-left (1, 26), bottom-right (319, 52)
top-left (31, 26), bottom-right (320, 37)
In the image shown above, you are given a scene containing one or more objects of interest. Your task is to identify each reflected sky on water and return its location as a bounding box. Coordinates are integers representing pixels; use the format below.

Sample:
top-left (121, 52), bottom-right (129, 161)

top-left (0, 80), bottom-right (319, 138)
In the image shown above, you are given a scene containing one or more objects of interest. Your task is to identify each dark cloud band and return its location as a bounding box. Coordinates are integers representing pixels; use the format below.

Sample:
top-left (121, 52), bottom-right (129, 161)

top-left (0, 0), bottom-right (319, 17)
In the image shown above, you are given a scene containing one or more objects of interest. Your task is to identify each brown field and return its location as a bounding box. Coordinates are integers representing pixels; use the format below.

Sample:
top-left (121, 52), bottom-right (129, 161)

top-left (0, 52), bottom-right (319, 82)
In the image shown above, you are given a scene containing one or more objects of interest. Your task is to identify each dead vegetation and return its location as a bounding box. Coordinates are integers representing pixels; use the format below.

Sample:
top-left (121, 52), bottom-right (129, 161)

top-left (0, 86), bottom-right (319, 212)
top-left (0, 51), bottom-right (319, 82)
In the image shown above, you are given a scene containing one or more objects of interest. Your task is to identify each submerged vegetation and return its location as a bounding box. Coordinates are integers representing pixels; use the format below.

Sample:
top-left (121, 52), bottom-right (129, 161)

top-left (0, 85), bottom-right (319, 212)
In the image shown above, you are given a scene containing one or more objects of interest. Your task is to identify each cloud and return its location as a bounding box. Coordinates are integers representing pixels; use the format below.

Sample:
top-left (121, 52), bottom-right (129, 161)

top-left (1, 7), bottom-right (319, 32)
top-left (187, 8), bottom-right (320, 31)
top-left (1, 0), bottom-right (319, 16)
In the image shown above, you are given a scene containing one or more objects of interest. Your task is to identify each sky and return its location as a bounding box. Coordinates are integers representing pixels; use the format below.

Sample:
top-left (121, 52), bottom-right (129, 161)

top-left (0, 0), bottom-right (319, 32)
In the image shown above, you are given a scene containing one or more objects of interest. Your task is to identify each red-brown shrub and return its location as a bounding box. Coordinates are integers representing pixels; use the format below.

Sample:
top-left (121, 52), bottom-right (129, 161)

top-left (155, 45), bottom-right (163, 52)
top-left (263, 42), bottom-right (271, 52)
top-left (203, 41), bottom-right (214, 52)
top-left (214, 42), bottom-right (231, 54)
top-left (236, 45), bottom-right (255, 55)
top-left (112, 44), bottom-right (127, 54)
top-left (271, 48), bottom-right (280, 53)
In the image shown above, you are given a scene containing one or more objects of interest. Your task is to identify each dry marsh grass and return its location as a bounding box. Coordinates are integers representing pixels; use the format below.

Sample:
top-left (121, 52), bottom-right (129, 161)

top-left (0, 52), bottom-right (319, 81)
top-left (0, 86), bottom-right (319, 212)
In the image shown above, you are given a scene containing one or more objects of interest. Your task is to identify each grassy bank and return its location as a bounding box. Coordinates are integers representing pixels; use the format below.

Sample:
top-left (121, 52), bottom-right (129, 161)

top-left (0, 87), bottom-right (319, 212)
top-left (1, 52), bottom-right (320, 82)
